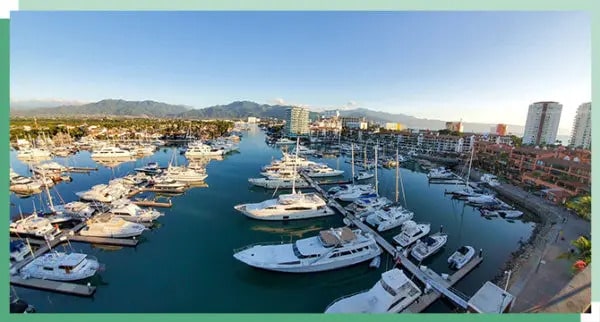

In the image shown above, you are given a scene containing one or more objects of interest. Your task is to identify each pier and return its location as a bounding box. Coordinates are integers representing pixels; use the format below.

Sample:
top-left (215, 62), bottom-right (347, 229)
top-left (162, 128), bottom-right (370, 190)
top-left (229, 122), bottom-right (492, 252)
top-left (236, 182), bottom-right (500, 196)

top-left (10, 276), bottom-right (96, 297)
top-left (300, 172), bottom-right (483, 312)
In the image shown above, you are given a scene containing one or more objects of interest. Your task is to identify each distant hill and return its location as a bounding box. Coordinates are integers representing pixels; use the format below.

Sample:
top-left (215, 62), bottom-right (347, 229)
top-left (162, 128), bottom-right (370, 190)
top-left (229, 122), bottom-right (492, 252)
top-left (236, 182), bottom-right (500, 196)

top-left (11, 99), bottom-right (191, 118)
top-left (11, 98), bottom-right (529, 134)
top-left (178, 100), bottom-right (320, 120)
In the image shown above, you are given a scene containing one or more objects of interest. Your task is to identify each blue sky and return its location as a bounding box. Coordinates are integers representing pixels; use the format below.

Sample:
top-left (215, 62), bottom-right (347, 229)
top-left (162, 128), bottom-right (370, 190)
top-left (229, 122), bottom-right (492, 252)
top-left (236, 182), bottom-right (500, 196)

top-left (11, 11), bottom-right (590, 131)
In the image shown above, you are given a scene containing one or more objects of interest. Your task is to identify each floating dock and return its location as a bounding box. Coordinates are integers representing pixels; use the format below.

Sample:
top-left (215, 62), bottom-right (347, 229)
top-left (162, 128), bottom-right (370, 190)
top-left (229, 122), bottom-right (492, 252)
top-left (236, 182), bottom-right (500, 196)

top-left (300, 172), bottom-right (483, 313)
top-left (65, 166), bottom-right (98, 173)
top-left (10, 276), bottom-right (96, 297)
top-left (132, 199), bottom-right (172, 208)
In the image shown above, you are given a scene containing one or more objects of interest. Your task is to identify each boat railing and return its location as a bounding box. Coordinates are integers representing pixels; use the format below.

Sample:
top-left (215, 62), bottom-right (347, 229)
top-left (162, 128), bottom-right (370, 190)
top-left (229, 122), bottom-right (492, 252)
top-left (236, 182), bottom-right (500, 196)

top-left (324, 289), bottom-right (369, 311)
top-left (233, 241), bottom-right (290, 253)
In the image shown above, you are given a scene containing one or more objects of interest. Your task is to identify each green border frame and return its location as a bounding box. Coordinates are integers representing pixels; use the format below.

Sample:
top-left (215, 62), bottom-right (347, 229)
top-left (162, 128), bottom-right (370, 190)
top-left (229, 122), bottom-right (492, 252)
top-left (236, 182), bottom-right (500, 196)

top-left (3, 0), bottom-right (596, 321)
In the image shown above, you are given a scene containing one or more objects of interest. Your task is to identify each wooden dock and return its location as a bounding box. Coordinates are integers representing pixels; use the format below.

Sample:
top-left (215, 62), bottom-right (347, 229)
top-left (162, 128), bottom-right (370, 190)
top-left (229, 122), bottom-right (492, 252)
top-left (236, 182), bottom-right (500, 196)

top-left (300, 172), bottom-right (483, 312)
top-left (10, 276), bottom-right (96, 297)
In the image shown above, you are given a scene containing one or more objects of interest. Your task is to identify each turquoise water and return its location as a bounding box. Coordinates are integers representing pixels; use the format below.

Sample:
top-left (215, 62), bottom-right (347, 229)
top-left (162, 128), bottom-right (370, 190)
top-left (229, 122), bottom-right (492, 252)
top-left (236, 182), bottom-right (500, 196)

top-left (9, 126), bottom-right (535, 313)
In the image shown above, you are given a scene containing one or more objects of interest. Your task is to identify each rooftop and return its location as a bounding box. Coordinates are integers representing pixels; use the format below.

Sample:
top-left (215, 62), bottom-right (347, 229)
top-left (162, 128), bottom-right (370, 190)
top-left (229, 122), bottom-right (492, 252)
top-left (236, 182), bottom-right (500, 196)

top-left (468, 281), bottom-right (515, 313)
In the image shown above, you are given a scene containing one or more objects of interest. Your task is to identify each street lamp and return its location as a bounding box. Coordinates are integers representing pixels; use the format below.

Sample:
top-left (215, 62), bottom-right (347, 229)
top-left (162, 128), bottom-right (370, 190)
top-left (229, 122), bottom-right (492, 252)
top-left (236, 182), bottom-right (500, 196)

top-left (504, 270), bottom-right (512, 291)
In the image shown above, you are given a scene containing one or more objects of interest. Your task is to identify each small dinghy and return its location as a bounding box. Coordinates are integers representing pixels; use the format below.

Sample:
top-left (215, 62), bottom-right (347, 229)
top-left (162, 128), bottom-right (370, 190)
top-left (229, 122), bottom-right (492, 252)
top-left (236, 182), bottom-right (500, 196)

top-left (354, 171), bottom-right (374, 181)
top-left (447, 246), bottom-right (475, 269)
top-left (369, 256), bottom-right (381, 269)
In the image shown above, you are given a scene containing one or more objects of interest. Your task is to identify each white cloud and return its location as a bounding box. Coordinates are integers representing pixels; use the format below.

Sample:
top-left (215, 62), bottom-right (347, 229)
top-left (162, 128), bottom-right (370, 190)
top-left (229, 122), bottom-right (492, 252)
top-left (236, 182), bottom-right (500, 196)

top-left (272, 98), bottom-right (286, 105)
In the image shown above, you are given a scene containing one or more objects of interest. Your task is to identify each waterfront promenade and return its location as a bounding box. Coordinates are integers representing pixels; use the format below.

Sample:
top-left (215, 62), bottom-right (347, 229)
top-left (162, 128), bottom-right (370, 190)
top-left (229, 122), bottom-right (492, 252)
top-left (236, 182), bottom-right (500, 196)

top-left (468, 169), bottom-right (591, 312)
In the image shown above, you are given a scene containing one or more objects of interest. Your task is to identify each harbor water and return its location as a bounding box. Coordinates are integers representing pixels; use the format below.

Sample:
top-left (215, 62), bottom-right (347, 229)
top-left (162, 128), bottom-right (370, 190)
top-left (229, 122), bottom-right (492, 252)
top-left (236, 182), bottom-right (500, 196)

top-left (9, 126), bottom-right (536, 313)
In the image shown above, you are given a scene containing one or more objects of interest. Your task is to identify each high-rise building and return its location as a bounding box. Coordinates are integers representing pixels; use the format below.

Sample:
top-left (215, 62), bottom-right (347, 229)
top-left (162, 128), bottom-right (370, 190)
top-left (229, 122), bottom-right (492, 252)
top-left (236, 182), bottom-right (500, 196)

top-left (495, 124), bottom-right (508, 136)
top-left (285, 107), bottom-right (310, 136)
top-left (445, 121), bottom-right (464, 133)
top-left (522, 101), bottom-right (562, 145)
top-left (570, 102), bottom-right (592, 149)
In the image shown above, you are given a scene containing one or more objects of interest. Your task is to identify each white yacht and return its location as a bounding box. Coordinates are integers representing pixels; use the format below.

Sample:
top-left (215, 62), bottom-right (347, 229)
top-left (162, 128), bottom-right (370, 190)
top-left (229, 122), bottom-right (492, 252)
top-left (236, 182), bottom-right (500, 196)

top-left (467, 194), bottom-right (497, 205)
top-left (324, 268), bottom-right (422, 313)
top-left (304, 165), bottom-right (344, 178)
top-left (448, 246), bottom-right (475, 269)
top-left (91, 146), bottom-right (134, 159)
top-left (427, 167), bottom-right (455, 180)
top-left (9, 215), bottom-right (56, 237)
top-left (163, 166), bottom-right (208, 183)
top-left (150, 177), bottom-right (188, 190)
top-left (134, 162), bottom-right (163, 175)
top-left (346, 195), bottom-right (390, 216)
top-left (234, 192), bottom-right (335, 220)
top-left (248, 177), bottom-right (311, 189)
top-left (60, 201), bottom-right (96, 218)
top-left (80, 214), bottom-right (147, 238)
top-left (294, 145), bottom-right (316, 155)
top-left (10, 178), bottom-right (44, 194)
top-left (331, 184), bottom-right (377, 202)
top-left (20, 252), bottom-right (100, 281)
top-left (274, 138), bottom-right (296, 145)
top-left (10, 240), bottom-right (31, 262)
top-left (365, 206), bottom-right (414, 232)
top-left (354, 171), bottom-right (374, 181)
top-left (482, 209), bottom-right (523, 218)
top-left (233, 227), bottom-right (382, 273)
top-left (109, 200), bottom-right (164, 222)
top-left (17, 148), bottom-right (52, 159)
top-left (185, 143), bottom-right (224, 157)
top-left (410, 233), bottom-right (448, 261)
top-left (392, 221), bottom-right (431, 248)
top-left (76, 184), bottom-right (124, 203)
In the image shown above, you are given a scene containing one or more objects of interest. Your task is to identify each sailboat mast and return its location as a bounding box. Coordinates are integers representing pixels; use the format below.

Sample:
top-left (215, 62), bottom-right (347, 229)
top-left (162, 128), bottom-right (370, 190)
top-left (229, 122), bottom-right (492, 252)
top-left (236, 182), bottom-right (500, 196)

top-left (395, 148), bottom-right (399, 203)
top-left (292, 137), bottom-right (299, 194)
top-left (374, 144), bottom-right (378, 195)
top-left (466, 145), bottom-right (474, 186)
top-left (351, 143), bottom-right (355, 185)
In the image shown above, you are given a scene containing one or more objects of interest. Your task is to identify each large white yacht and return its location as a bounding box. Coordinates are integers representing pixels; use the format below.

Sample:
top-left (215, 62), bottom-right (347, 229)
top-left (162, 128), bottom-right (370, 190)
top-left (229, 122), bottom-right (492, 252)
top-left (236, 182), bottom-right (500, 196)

top-left (248, 177), bottom-right (311, 189)
top-left (20, 252), bottom-right (100, 281)
top-left (185, 143), bottom-right (224, 157)
top-left (57, 201), bottom-right (96, 218)
top-left (109, 199), bottom-right (164, 222)
top-left (163, 166), bottom-right (208, 183)
top-left (410, 233), bottom-right (448, 261)
top-left (17, 148), bottom-right (52, 160)
top-left (9, 215), bottom-right (56, 237)
top-left (365, 206), bottom-right (414, 232)
top-left (234, 192), bottom-right (335, 220)
top-left (325, 268), bottom-right (422, 313)
top-left (233, 227), bottom-right (382, 273)
top-left (76, 183), bottom-right (129, 203)
top-left (392, 221), bottom-right (431, 248)
top-left (330, 184), bottom-right (377, 202)
top-left (80, 214), bottom-right (147, 238)
top-left (91, 146), bottom-right (134, 159)
top-left (303, 165), bottom-right (344, 178)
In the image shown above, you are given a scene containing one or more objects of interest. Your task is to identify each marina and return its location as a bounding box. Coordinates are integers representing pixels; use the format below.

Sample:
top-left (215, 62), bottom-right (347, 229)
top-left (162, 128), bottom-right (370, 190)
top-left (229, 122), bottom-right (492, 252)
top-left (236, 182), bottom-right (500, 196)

top-left (8, 125), bottom-right (536, 313)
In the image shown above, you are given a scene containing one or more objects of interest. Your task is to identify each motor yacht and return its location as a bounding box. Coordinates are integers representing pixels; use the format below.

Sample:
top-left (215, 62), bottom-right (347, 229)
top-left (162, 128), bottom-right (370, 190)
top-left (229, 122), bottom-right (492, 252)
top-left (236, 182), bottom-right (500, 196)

top-left (324, 268), bottom-right (422, 313)
top-left (448, 246), bottom-right (475, 269)
top-left (109, 199), bottom-right (164, 222)
top-left (234, 192), bottom-right (334, 221)
top-left (91, 146), bottom-right (134, 159)
top-left (365, 206), bottom-right (414, 232)
top-left (233, 227), bottom-right (382, 273)
top-left (410, 233), bottom-right (448, 261)
top-left (80, 213), bottom-right (147, 238)
top-left (9, 214), bottom-right (56, 237)
top-left (392, 221), bottom-right (431, 248)
top-left (20, 252), bottom-right (100, 281)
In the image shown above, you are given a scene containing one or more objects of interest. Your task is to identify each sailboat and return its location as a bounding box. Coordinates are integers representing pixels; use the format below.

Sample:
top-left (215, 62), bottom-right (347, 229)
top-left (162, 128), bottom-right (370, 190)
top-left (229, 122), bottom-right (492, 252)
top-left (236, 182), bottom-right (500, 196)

top-left (449, 147), bottom-right (480, 198)
top-left (365, 147), bottom-right (413, 232)
top-left (235, 137), bottom-right (335, 220)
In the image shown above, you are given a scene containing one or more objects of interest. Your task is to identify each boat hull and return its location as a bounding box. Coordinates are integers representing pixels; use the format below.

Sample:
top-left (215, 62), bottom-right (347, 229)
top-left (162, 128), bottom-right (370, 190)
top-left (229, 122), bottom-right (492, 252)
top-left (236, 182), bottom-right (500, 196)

top-left (235, 205), bottom-right (335, 221)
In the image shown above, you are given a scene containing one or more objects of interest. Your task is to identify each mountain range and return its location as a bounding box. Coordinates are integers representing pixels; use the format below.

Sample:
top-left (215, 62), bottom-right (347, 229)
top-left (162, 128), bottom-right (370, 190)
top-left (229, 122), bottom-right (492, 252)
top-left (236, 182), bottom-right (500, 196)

top-left (11, 98), bottom-right (528, 135)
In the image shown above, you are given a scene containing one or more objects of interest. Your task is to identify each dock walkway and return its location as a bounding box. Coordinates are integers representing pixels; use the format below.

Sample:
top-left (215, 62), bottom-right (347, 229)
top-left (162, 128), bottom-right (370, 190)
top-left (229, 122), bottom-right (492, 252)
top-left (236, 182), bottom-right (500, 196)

top-left (300, 172), bottom-right (483, 312)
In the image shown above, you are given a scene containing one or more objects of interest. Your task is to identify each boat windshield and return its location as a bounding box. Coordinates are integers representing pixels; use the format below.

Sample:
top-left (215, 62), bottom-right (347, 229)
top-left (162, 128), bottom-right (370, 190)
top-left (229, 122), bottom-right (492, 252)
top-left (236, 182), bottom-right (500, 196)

top-left (381, 280), bottom-right (397, 297)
